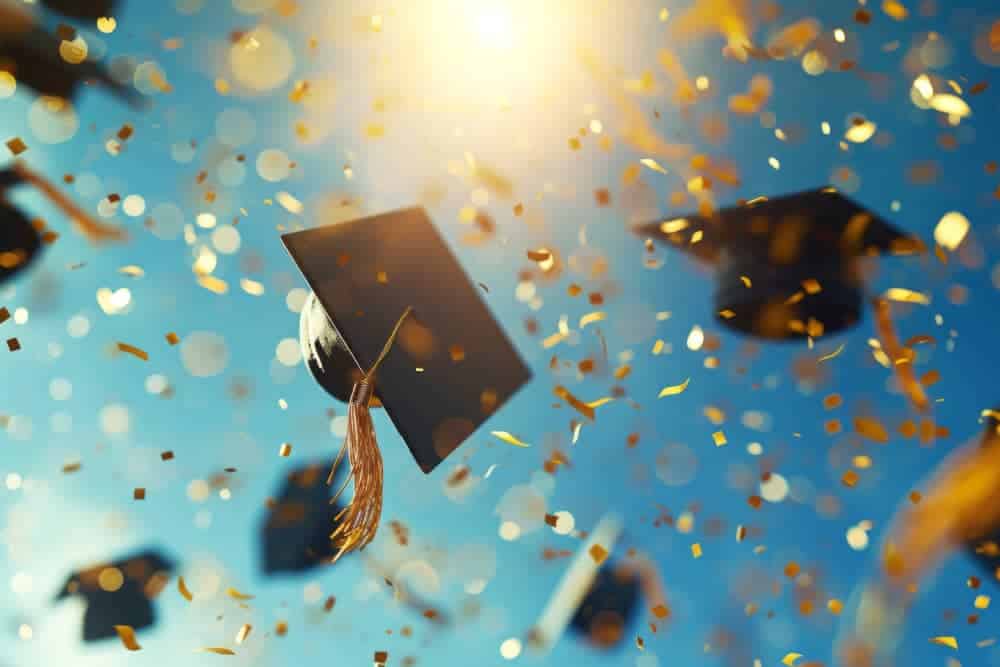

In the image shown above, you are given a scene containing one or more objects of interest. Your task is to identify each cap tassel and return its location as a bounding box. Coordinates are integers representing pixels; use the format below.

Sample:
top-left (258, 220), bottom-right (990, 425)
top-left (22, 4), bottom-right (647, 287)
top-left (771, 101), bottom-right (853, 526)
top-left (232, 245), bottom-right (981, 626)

top-left (871, 297), bottom-right (929, 414)
top-left (10, 161), bottom-right (128, 243)
top-left (327, 307), bottom-right (412, 561)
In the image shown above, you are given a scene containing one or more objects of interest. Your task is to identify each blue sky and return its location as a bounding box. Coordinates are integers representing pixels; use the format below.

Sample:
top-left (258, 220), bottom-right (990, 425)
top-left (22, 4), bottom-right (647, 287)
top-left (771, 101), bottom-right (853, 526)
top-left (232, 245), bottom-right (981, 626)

top-left (2, 1), bottom-right (1000, 666)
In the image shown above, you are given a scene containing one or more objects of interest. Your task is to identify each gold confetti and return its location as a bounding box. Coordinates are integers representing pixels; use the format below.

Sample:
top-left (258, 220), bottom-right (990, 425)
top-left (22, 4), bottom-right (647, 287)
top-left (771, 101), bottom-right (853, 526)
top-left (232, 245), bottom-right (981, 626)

top-left (278, 443), bottom-right (292, 457)
top-left (658, 378), bottom-right (691, 398)
top-left (818, 343), bottom-right (846, 362)
top-left (929, 94), bottom-right (971, 118)
top-left (97, 16), bottom-right (117, 33)
top-left (113, 625), bottom-right (141, 651)
top-left (691, 543), bottom-right (703, 558)
top-left (235, 624), bottom-right (252, 644)
top-left (117, 342), bottom-right (149, 361)
top-left (589, 544), bottom-right (608, 564)
top-left (579, 311), bottom-right (606, 328)
top-left (639, 158), bottom-right (669, 174)
top-left (178, 576), bottom-right (193, 601)
top-left (239, 278), bottom-right (265, 296)
top-left (5, 137), bottom-right (27, 156)
top-left (166, 332), bottom-right (180, 345)
top-left (855, 417), bottom-right (890, 443)
top-left (118, 265), bottom-right (145, 277)
top-left (585, 397), bottom-right (616, 409)
top-left (975, 595), bottom-right (991, 609)
top-left (491, 431), bottom-right (531, 448)
top-left (782, 653), bottom-right (803, 666)
top-left (197, 275), bottom-right (229, 295)
top-left (276, 191), bottom-right (303, 214)
top-left (712, 431), bottom-right (727, 447)
top-left (845, 119), bottom-right (878, 143)
top-left (739, 275), bottom-right (752, 287)
top-left (133, 488), bottom-right (146, 500)
top-left (929, 636), bottom-right (958, 650)
top-left (225, 587), bottom-right (255, 601)
top-left (553, 385), bottom-right (596, 420)
top-left (934, 212), bottom-right (970, 251)
top-left (201, 647), bottom-right (236, 655)
top-left (884, 288), bottom-right (931, 305)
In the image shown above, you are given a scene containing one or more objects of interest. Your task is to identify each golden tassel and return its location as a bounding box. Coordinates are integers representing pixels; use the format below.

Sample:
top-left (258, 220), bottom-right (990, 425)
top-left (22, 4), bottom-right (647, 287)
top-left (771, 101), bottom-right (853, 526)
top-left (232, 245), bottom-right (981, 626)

top-left (872, 296), bottom-right (929, 414)
top-left (11, 161), bottom-right (128, 243)
top-left (327, 307), bottom-right (412, 561)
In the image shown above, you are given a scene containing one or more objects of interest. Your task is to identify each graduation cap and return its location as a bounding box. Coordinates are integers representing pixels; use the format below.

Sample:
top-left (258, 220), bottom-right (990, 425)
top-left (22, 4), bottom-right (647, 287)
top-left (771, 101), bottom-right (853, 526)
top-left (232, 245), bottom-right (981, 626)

top-left (0, 5), bottom-right (141, 106)
top-left (261, 460), bottom-right (349, 574)
top-left (529, 515), bottom-right (625, 651)
top-left (1, 162), bottom-right (126, 285)
top-left (284, 207), bottom-right (531, 558)
top-left (968, 408), bottom-right (1000, 580)
top-left (54, 549), bottom-right (174, 642)
top-left (635, 188), bottom-right (918, 340)
top-left (0, 173), bottom-right (42, 285)
top-left (568, 562), bottom-right (641, 649)
top-left (41, 0), bottom-right (118, 20)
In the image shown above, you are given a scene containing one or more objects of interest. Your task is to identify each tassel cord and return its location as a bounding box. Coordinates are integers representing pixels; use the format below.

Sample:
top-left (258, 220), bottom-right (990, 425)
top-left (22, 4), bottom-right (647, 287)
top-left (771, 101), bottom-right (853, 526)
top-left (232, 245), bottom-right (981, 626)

top-left (326, 307), bottom-right (412, 561)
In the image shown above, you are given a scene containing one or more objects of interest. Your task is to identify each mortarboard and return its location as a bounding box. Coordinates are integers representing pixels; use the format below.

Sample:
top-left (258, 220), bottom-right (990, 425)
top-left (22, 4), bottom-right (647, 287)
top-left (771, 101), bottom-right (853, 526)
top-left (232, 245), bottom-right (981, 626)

top-left (0, 5), bottom-right (141, 106)
top-left (41, 0), bottom-right (119, 20)
top-left (1, 163), bottom-right (126, 286)
top-left (285, 207), bottom-right (531, 559)
top-left (260, 460), bottom-right (348, 574)
top-left (568, 562), bottom-right (641, 649)
top-left (968, 408), bottom-right (1000, 580)
top-left (635, 188), bottom-right (919, 340)
top-left (286, 207), bottom-right (531, 473)
top-left (0, 187), bottom-right (42, 285)
top-left (529, 515), bottom-right (623, 651)
top-left (54, 549), bottom-right (174, 642)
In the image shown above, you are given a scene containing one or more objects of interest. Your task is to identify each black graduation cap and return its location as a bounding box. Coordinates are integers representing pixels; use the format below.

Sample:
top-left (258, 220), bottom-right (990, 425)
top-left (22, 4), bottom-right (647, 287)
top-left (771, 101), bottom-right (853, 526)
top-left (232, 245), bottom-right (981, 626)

top-left (568, 562), bottom-right (641, 649)
top-left (968, 409), bottom-right (1000, 580)
top-left (54, 549), bottom-right (174, 642)
top-left (0, 169), bottom-right (42, 285)
top-left (261, 460), bottom-right (349, 574)
top-left (0, 8), bottom-right (140, 106)
top-left (285, 207), bottom-right (531, 474)
top-left (41, 0), bottom-right (118, 20)
top-left (635, 188), bottom-right (917, 340)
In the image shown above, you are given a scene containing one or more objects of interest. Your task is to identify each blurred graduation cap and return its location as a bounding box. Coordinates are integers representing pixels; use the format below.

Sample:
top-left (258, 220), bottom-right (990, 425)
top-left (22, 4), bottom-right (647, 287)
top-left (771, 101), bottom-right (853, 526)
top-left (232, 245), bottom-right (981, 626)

top-left (261, 460), bottom-right (349, 574)
top-left (0, 3), bottom-right (141, 106)
top-left (968, 408), bottom-right (1000, 579)
top-left (54, 549), bottom-right (174, 642)
top-left (1, 162), bottom-right (126, 285)
top-left (635, 188), bottom-right (919, 340)
top-left (41, 0), bottom-right (118, 20)
top-left (568, 561), bottom-right (641, 649)
top-left (529, 516), bottom-right (629, 651)
top-left (286, 207), bottom-right (531, 474)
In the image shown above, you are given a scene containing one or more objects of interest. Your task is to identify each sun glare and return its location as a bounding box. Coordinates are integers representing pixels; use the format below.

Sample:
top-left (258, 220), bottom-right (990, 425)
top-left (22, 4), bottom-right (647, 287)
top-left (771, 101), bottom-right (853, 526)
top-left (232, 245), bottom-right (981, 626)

top-left (474, 5), bottom-right (516, 50)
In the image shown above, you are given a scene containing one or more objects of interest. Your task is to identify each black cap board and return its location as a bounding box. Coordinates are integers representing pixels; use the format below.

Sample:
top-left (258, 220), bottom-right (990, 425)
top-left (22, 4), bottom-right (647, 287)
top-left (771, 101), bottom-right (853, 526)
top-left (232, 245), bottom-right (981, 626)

top-left (635, 187), bottom-right (918, 340)
top-left (283, 206), bottom-right (531, 473)
top-left (0, 9), bottom-right (141, 106)
top-left (42, 0), bottom-right (118, 20)
top-left (1, 169), bottom-right (42, 285)
top-left (260, 460), bottom-right (348, 574)
top-left (54, 549), bottom-right (174, 642)
top-left (967, 408), bottom-right (1000, 581)
top-left (569, 562), bottom-right (641, 649)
